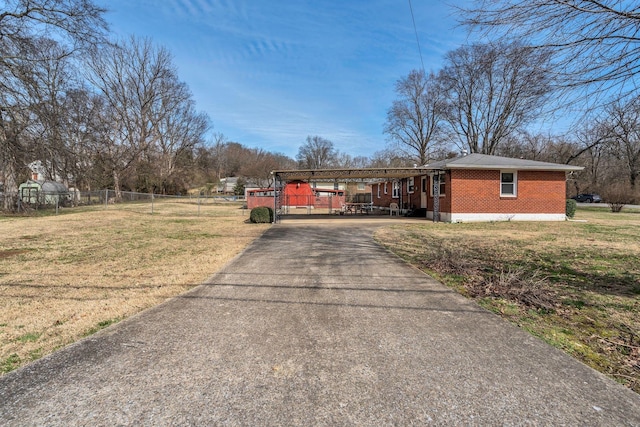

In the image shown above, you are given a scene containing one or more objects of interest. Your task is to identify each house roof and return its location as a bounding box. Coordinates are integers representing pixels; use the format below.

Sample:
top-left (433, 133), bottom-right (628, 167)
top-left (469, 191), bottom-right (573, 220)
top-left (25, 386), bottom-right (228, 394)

top-left (272, 154), bottom-right (583, 182)
top-left (425, 153), bottom-right (584, 172)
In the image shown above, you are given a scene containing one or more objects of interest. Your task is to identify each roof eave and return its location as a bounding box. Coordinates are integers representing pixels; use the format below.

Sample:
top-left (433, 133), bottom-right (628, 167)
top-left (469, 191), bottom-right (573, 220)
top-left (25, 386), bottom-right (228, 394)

top-left (442, 165), bottom-right (584, 172)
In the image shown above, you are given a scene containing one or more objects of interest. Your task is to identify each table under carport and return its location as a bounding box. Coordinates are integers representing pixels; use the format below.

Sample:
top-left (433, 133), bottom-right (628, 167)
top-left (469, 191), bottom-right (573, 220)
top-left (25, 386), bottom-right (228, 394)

top-left (271, 167), bottom-right (436, 222)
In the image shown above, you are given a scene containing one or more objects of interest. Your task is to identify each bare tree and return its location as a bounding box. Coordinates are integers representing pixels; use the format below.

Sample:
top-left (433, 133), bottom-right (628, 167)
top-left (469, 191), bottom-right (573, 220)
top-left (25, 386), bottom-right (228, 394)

top-left (223, 142), bottom-right (250, 178)
top-left (604, 97), bottom-right (640, 189)
top-left (334, 153), bottom-right (370, 169)
top-left (87, 37), bottom-right (185, 198)
top-left (367, 149), bottom-right (415, 168)
top-left (240, 149), bottom-right (295, 187)
top-left (22, 38), bottom-right (78, 185)
top-left (60, 87), bottom-right (108, 192)
top-left (438, 41), bottom-right (552, 155)
top-left (296, 136), bottom-right (337, 169)
top-left (0, 89), bottom-right (32, 209)
top-left (208, 133), bottom-right (228, 182)
top-left (0, 0), bottom-right (106, 209)
top-left (384, 70), bottom-right (445, 165)
top-left (152, 93), bottom-right (210, 194)
top-left (0, 0), bottom-right (107, 53)
top-left (462, 0), bottom-right (640, 104)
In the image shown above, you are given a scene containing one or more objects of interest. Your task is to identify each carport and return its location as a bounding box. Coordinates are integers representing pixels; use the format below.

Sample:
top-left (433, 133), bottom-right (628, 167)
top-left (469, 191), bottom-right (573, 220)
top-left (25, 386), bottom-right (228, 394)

top-left (272, 167), bottom-right (434, 222)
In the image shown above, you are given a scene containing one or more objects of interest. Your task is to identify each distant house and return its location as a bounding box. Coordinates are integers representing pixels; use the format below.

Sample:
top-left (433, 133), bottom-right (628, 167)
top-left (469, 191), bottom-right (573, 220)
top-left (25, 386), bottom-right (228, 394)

top-left (345, 182), bottom-right (372, 203)
top-left (217, 177), bottom-right (263, 195)
top-left (217, 177), bottom-right (240, 194)
top-left (373, 154), bottom-right (583, 222)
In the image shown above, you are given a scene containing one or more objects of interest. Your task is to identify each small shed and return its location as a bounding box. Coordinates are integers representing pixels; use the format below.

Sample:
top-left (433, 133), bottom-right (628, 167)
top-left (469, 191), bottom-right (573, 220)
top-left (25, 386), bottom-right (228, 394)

top-left (18, 180), bottom-right (70, 206)
top-left (246, 181), bottom-right (346, 211)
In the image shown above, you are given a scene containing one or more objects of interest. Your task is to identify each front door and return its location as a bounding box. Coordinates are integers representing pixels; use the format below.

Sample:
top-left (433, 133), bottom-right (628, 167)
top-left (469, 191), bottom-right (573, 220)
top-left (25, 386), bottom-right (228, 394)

top-left (420, 176), bottom-right (427, 209)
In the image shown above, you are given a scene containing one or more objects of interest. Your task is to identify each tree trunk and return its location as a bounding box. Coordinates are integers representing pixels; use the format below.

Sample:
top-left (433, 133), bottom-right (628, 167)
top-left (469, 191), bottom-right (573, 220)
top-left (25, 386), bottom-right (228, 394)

top-left (113, 169), bottom-right (122, 201)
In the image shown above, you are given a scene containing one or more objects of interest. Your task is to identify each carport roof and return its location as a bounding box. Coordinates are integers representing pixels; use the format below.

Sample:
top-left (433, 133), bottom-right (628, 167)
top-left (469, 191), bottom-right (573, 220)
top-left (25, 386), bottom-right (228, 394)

top-left (273, 167), bottom-right (432, 181)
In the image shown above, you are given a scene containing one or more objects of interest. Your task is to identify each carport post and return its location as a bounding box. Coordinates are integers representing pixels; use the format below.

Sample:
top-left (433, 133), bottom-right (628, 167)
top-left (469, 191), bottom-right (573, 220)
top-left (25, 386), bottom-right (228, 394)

top-left (272, 172), bottom-right (279, 223)
top-left (433, 173), bottom-right (440, 222)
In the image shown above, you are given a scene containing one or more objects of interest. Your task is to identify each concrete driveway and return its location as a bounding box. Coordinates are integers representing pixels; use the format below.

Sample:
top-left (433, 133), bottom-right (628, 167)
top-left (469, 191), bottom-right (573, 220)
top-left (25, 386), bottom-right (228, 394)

top-left (1, 218), bottom-right (639, 426)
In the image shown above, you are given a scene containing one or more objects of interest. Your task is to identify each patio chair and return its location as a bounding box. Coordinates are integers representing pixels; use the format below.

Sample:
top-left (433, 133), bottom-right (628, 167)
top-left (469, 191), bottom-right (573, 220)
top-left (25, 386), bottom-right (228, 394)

top-left (389, 202), bottom-right (400, 216)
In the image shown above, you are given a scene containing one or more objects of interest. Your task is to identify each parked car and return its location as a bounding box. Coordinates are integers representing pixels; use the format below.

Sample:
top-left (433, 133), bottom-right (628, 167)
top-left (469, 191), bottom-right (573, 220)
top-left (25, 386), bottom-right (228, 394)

top-left (571, 193), bottom-right (602, 203)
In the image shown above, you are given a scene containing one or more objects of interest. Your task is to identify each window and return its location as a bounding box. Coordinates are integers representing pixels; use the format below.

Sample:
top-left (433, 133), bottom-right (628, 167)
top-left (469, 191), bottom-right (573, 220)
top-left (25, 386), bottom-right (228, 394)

top-left (357, 183), bottom-right (365, 191)
top-left (500, 171), bottom-right (517, 196)
top-left (377, 183), bottom-right (381, 198)
top-left (421, 177), bottom-right (427, 193)
top-left (384, 182), bottom-right (388, 194)
top-left (333, 182), bottom-right (339, 190)
top-left (430, 174), bottom-right (445, 197)
top-left (392, 181), bottom-right (400, 198)
top-left (408, 177), bottom-right (415, 193)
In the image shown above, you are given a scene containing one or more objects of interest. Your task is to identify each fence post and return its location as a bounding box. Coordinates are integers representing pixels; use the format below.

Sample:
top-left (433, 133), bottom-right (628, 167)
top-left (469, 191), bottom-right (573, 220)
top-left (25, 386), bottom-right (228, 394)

top-left (104, 189), bottom-right (108, 209)
top-left (151, 191), bottom-right (154, 215)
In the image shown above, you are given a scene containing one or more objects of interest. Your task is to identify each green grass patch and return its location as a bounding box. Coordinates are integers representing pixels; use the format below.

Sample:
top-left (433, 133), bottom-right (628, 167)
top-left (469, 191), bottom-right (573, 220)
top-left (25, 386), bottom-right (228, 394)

top-left (84, 318), bottom-right (121, 337)
top-left (1, 353), bottom-right (21, 374)
top-left (29, 348), bottom-right (43, 361)
top-left (16, 332), bottom-right (41, 343)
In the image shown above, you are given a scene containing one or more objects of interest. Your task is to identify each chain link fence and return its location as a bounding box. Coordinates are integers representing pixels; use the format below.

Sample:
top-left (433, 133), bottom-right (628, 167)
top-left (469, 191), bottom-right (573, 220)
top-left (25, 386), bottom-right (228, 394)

top-left (2, 189), bottom-right (247, 217)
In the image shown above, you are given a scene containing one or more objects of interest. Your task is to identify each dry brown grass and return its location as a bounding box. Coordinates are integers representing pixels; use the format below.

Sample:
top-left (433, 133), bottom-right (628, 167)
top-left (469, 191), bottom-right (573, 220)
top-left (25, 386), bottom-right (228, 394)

top-left (375, 207), bottom-right (640, 392)
top-left (0, 202), bottom-right (269, 374)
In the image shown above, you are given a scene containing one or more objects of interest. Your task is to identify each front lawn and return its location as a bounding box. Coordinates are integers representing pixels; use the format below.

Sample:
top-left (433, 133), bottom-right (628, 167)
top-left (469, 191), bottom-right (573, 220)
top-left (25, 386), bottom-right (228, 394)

top-left (375, 207), bottom-right (640, 393)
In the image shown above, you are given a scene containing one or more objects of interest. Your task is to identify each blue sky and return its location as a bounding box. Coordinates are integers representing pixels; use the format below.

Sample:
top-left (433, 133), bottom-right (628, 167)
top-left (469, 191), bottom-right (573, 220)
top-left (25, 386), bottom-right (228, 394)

top-left (102, 0), bottom-right (473, 158)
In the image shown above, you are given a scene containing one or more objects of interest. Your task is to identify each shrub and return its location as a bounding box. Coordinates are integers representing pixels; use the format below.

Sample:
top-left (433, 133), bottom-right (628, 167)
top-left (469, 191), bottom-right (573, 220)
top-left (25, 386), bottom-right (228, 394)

top-left (250, 206), bottom-right (271, 223)
top-left (565, 199), bottom-right (577, 218)
top-left (603, 185), bottom-right (632, 213)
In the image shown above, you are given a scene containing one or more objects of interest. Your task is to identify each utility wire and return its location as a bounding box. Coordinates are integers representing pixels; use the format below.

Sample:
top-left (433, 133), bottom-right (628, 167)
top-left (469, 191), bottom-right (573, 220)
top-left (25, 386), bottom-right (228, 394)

top-left (408, 0), bottom-right (425, 73)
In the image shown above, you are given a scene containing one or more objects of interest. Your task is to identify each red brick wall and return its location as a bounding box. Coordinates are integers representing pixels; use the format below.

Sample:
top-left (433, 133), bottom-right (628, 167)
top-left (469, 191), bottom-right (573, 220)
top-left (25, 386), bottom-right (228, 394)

top-left (426, 172), bottom-right (451, 213)
top-left (373, 178), bottom-right (425, 209)
top-left (449, 169), bottom-right (567, 214)
top-left (373, 182), bottom-right (393, 207)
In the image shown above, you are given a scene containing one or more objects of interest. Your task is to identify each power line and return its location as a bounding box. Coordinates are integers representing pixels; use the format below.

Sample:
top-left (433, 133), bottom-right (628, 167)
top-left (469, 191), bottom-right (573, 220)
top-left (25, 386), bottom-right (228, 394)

top-left (408, 0), bottom-right (425, 73)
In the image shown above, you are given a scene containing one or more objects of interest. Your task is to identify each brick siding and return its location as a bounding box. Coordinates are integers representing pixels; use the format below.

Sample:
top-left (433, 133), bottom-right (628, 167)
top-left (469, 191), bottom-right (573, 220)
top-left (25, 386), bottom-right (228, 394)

top-left (449, 169), bottom-right (566, 214)
top-left (373, 178), bottom-right (425, 210)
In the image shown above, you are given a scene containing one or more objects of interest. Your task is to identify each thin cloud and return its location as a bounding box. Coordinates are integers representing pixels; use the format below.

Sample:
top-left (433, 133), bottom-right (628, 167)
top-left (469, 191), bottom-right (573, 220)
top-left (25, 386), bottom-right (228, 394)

top-left (105, 0), bottom-right (469, 157)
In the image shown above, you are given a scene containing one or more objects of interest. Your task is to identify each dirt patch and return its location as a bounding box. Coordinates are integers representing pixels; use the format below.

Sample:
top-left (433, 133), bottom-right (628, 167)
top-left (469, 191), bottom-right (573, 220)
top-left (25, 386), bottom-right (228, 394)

top-left (0, 250), bottom-right (29, 260)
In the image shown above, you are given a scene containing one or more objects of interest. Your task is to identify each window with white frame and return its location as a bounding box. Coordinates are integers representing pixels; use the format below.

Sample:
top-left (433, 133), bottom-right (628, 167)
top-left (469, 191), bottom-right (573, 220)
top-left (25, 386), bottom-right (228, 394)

top-left (357, 183), bottom-right (365, 191)
top-left (421, 177), bottom-right (427, 193)
top-left (408, 177), bottom-right (415, 193)
top-left (384, 182), bottom-right (388, 194)
top-left (429, 173), bottom-right (445, 197)
top-left (500, 171), bottom-right (517, 196)
top-left (392, 181), bottom-right (400, 198)
top-left (377, 183), bottom-right (381, 198)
